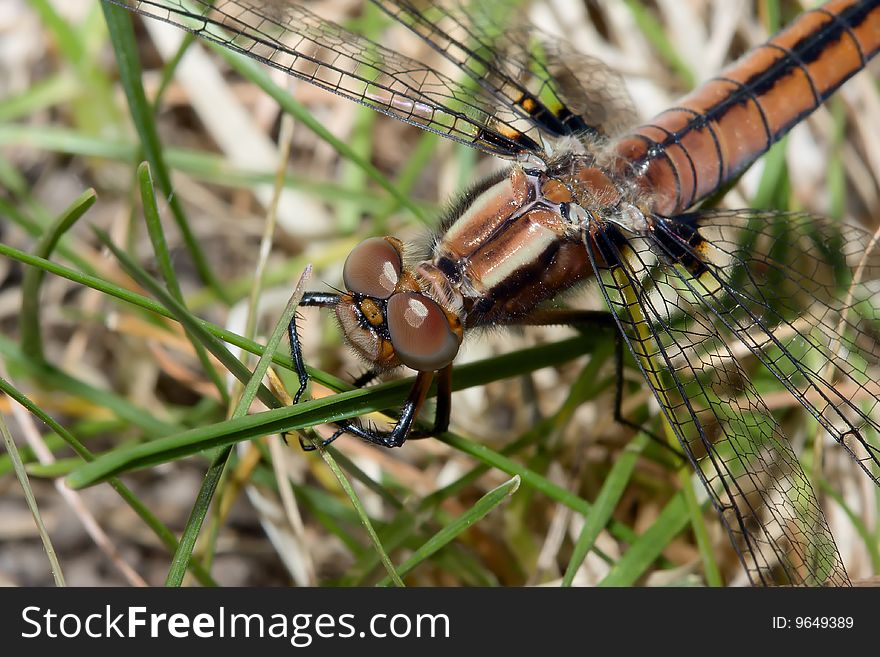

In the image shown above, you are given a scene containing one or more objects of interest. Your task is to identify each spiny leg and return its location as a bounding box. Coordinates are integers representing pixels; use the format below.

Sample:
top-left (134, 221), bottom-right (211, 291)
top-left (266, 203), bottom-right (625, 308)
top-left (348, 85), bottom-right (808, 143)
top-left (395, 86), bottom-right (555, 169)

top-left (430, 364), bottom-right (453, 436)
top-left (304, 370), bottom-right (436, 450)
top-left (517, 308), bottom-right (679, 458)
top-left (287, 291), bottom-right (350, 449)
top-left (353, 367), bottom-right (382, 388)
top-left (288, 291), bottom-right (340, 404)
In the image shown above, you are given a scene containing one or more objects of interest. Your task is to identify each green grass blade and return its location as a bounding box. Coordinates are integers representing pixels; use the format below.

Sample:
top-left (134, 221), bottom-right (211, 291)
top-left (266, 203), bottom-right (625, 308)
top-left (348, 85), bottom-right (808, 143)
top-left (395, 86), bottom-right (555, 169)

top-left (164, 444), bottom-right (232, 586)
top-left (29, 0), bottom-right (119, 133)
top-left (0, 74), bottom-right (79, 123)
top-left (0, 376), bottom-right (217, 586)
top-left (91, 228), bottom-right (282, 410)
top-left (598, 493), bottom-right (689, 587)
top-left (164, 270), bottom-right (310, 586)
top-left (64, 336), bottom-right (605, 487)
top-left (678, 465), bottom-right (722, 586)
top-left (326, 448), bottom-right (404, 511)
top-left (377, 476), bottom-right (520, 586)
top-left (0, 335), bottom-right (180, 437)
top-left (310, 439), bottom-right (404, 587)
top-left (0, 412), bottom-right (66, 586)
top-left (439, 430), bottom-right (644, 547)
top-left (623, 0), bottom-right (695, 88)
top-left (562, 432), bottom-right (650, 586)
top-left (20, 188), bottom-right (96, 362)
top-left (137, 161), bottom-right (229, 404)
top-left (821, 480), bottom-right (880, 573)
top-left (0, 241), bottom-right (345, 391)
top-left (101, 2), bottom-right (229, 302)
top-left (0, 125), bottom-right (437, 220)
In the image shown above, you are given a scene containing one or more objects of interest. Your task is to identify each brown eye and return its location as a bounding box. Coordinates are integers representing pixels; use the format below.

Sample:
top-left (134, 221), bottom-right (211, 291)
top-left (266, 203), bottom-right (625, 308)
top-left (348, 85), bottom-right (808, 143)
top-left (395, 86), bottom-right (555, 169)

top-left (387, 293), bottom-right (460, 371)
top-left (343, 237), bottom-right (402, 299)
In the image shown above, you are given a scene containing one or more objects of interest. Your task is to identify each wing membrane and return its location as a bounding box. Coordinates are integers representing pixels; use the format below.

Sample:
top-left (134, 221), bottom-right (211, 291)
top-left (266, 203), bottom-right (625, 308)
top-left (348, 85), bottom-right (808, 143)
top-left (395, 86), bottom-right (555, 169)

top-left (589, 221), bottom-right (851, 586)
top-left (107, 0), bottom-right (638, 156)
top-left (652, 211), bottom-right (880, 480)
top-left (373, 0), bottom-right (637, 138)
top-left (106, 0), bottom-right (548, 157)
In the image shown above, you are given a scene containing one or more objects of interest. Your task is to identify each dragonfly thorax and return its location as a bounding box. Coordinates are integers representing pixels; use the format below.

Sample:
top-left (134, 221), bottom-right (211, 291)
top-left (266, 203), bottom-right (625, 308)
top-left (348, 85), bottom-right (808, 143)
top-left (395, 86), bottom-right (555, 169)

top-left (428, 160), bottom-right (634, 325)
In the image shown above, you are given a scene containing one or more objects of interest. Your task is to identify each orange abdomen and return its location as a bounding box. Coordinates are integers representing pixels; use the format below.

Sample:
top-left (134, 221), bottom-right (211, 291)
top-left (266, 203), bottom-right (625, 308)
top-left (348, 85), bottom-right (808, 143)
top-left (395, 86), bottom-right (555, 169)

top-left (616, 0), bottom-right (880, 216)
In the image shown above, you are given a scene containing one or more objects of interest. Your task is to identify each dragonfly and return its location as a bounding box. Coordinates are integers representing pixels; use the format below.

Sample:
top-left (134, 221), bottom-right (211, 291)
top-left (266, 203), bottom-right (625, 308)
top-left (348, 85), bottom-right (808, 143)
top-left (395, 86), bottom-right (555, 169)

top-left (103, 0), bottom-right (880, 586)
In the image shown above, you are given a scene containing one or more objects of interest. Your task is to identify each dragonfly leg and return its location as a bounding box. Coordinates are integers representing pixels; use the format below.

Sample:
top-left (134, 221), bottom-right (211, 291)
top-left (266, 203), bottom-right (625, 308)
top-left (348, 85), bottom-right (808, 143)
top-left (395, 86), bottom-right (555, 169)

top-left (518, 308), bottom-right (680, 457)
top-left (300, 370), bottom-right (436, 450)
top-left (285, 291), bottom-right (342, 448)
top-left (353, 367), bottom-right (382, 388)
top-left (608, 329), bottom-right (683, 460)
top-left (429, 364), bottom-right (453, 435)
top-left (288, 292), bottom-right (341, 404)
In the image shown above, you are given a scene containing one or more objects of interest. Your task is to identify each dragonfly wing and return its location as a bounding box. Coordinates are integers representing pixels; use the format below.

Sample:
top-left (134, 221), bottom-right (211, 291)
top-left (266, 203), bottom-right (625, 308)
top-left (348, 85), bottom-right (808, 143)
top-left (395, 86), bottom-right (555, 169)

top-left (374, 0), bottom-right (638, 140)
top-left (106, 0), bottom-right (544, 158)
top-left (589, 222), bottom-right (850, 586)
top-left (651, 210), bottom-right (880, 481)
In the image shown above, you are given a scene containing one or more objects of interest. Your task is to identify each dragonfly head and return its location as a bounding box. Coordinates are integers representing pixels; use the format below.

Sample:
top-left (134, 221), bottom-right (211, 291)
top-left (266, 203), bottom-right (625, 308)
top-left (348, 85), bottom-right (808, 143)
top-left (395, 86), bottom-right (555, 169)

top-left (335, 236), bottom-right (464, 372)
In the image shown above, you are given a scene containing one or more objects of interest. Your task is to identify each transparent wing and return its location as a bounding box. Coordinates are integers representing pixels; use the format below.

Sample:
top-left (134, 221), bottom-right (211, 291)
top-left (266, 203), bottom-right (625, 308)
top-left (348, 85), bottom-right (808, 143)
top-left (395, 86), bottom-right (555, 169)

top-left (652, 210), bottom-right (880, 479)
top-left (106, 0), bottom-right (570, 158)
top-left (373, 0), bottom-right (638, 138)
top-left (587, 211), bottom-right (872, 585)
top-left (106, 0), bottom-right (639, 157)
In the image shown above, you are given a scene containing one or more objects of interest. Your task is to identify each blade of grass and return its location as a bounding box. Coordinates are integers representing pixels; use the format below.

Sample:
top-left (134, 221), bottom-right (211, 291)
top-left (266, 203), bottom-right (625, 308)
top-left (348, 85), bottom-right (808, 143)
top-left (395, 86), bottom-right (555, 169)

top-left (0, 376), bottom-right (217, 586)
top-left (562, 431), bottom-right (650, 586)
top-left (373, 132), bottom-right (439, 234)
top-left (750, 137), bottom-right (790, 210)
top-left (20, 188), bottom-right (97, 362)
top-left (165, 268), bottom-right (311, 586)
top-left (137, 161), bottom-right (229, 404)
top-left (0, 433), bottom-right (67, 476)
top-left (820, 480), bottom-right (880, 572)
top-left (598, 492), bottom-right (690, 586)
top-left (92, 228), bottom-right (282, 411)
top-left (376, 476), bottom-right (520, 586)
top-left (308, 437), bottom-right (404, 587)
top-left (0, 182), bottom-right (98, 277)
top-left (678, 461), bottom-right (722, 586)
top-left (25, 458), bottom-right (82, 478)
top-left (65, 335), bottom-right (606, 487)
top-left (248, 273), bottom-right (398, 587)
top-left (622, 0), bottom-right (695, 88)
top-left (0, 335), bottom-right (180, 438)
top-left (0, 125), bottom-right (438, 219)
top-left (438, 430), bottom-right (647, 547)
top-left (0, 412), bottom-right (66, 586)
top-left (164, 444), bottom-right (231, 586)
top-left (0, 73), bottom-right (80, 123)
top-left (101, 2), bottom-right (228, 302)
top-left (0, 240), bottom-right (351, 391)
top-left (203, 109), bottom-right (298, 573)
top-left (341, 346), bottom-right (627, 585)
top-left (325, 447), bottom-right (405, 510)
top-left (29, 0), bottom-right (119, 133)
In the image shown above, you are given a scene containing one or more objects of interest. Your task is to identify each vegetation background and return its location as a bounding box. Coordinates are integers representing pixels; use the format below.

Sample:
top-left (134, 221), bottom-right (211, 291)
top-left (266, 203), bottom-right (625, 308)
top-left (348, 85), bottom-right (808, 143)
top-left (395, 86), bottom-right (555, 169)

top-left (1, 0), bottom-right (878, 586)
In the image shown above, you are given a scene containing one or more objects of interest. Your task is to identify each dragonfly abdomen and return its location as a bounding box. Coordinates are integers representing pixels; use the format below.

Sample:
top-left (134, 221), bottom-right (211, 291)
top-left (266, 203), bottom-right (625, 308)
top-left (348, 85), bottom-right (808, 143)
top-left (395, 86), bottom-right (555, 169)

top-left (616, 0), bottom-right (880, 216)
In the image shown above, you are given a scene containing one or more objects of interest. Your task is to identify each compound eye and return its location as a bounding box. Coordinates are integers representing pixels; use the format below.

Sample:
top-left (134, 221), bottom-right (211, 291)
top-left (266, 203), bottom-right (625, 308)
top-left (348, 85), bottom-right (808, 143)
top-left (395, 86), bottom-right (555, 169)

top-left (387, 293), bottom-right (460, 371)
top-left (342, 237), bottom-right (402, 299)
